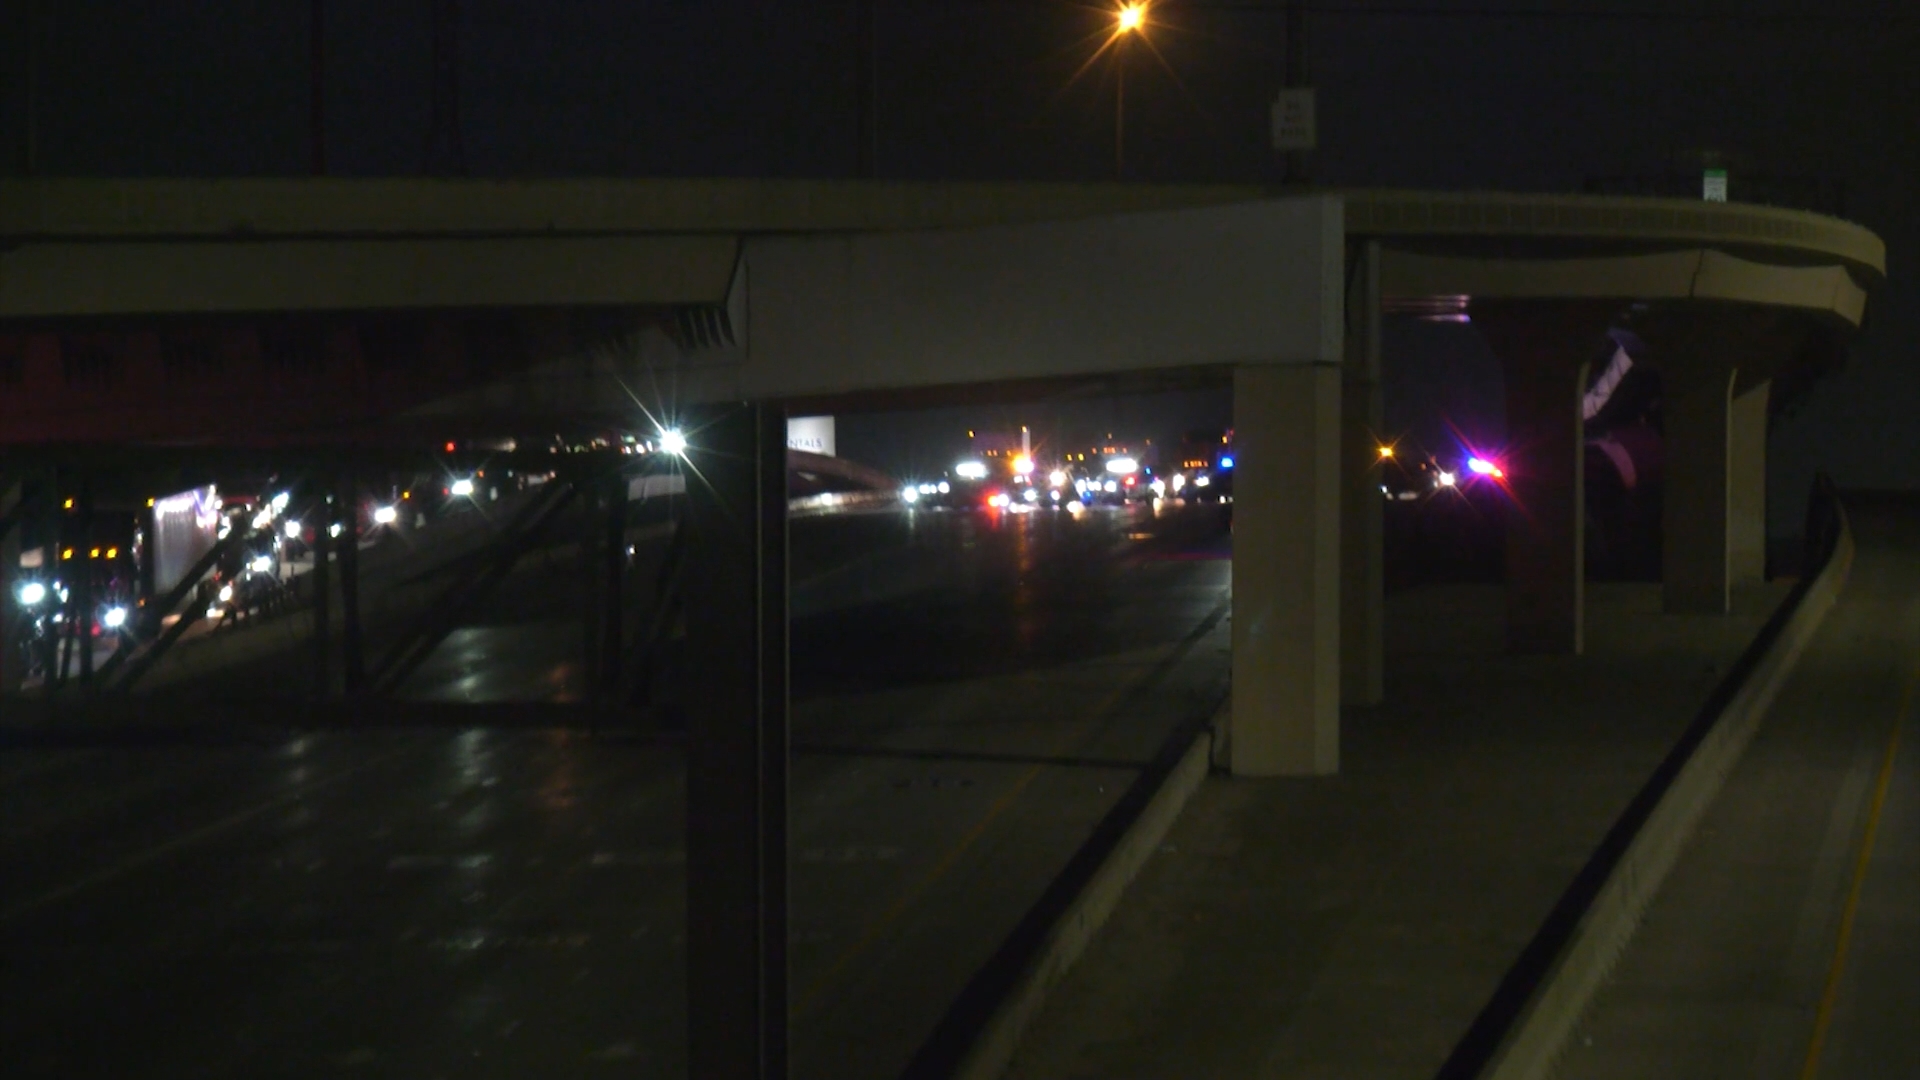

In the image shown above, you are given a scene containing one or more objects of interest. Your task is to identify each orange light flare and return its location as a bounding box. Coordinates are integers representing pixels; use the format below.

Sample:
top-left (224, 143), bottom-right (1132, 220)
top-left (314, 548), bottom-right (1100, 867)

top-left (1041, 0), bottom-right (1223, 154)
top-left (1058, 1), bottom-right (1160, 95)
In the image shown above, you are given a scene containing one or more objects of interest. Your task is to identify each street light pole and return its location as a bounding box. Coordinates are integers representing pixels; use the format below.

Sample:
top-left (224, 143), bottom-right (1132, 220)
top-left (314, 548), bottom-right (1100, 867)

top-left (310, 0), bottom-right (326, 175)
top-left (1115, 38), bottom-right (1125, 180)
top-left (1282, 0), bottom-right (1310, 184)
top-left (23, 0), bottom-right (54, 175)
top-left (856, 0), bottom-right (878, 178)
top-left (1112, 2), bottom-right (1146, 181)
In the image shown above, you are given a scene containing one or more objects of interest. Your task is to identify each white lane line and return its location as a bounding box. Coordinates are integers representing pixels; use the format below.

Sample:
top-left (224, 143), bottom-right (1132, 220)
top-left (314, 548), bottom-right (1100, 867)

top-left (796, 844), bottom-right (902, 863)
top-left (425, 931), bottom-right (591, 951)
top-left (0, 740), bottom-right (422, 924)
top-left (590, 850), bottom-right (683, 867)
top-left (386, 853), bottom-right (494, 870)
top-left (587, 845), bottom-right (902, 868)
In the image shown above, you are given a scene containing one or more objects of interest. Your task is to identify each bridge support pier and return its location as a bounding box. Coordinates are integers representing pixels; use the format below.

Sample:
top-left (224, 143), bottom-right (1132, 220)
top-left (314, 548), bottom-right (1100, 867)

top-left (75, 481), bottom-right (95, 685)
top-left (1639, 309), bottom-right (1803, 612)
top-left (0, 479), bottom-right (23, 696)
top-left (582, 463), bottom-right (629, 700)
top-left (601, 469), bottom-right (629, 697)
top-left (1232, 362), bottom-right (1341, 777)
top-left (1341, 240), bottom-right (1385, 707)
top-left (312, 490), bottom-right (332, 698)
top-left (137, 497), bottom-right (158, 636)
top-left (339, 475), bottom-right (366, 695)
top-left (1475, 301), bottom-right (1618, 655)
top-left (1730, 379), bottom-right (1770, 584)
top-left (1662, 360), bottom-right (1738, 613)
top-left (684, 401), bottom-right (789, 1080)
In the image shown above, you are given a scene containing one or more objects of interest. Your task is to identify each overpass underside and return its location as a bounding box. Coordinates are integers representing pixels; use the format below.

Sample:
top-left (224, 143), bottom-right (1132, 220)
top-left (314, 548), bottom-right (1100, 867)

top-left (0, 179), bottom-right (1885, 1078)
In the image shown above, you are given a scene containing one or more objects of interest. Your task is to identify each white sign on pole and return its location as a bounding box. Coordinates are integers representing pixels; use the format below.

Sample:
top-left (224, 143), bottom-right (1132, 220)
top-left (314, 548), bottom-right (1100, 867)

top-left (1271, 88), bottom-right (1317, 152)
top-left (787, 415), bottom-right (836, 457)
top-left (1702, 169), bottom-right (1729, 202)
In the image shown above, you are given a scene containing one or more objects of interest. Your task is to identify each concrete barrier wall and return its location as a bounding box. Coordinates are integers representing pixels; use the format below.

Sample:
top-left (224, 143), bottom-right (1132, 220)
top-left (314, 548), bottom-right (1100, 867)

top-left (944, 708), bottom-right (1221, 1080)
top-left (1479, 499), bottom-right (1856, 1080)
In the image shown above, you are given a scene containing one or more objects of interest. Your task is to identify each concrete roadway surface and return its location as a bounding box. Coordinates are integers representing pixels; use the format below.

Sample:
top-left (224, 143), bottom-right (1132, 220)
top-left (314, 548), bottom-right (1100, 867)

top-left (1561, 494), bottom-right (1920, 1080)
top-left (0, 499), bottom-right (1232, 1079)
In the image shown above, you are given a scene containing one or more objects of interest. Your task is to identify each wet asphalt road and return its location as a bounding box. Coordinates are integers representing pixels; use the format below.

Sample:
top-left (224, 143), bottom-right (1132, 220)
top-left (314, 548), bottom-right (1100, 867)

top-left (0, 499), bottom-right (1232, 1079)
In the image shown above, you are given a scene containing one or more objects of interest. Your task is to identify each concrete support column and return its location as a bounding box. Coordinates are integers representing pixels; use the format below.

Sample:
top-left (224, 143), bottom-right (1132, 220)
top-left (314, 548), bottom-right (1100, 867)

top-left (1660, 361), bottom-right (1737, 612)
top-left (1639, 308), bottom-right (1818, 600)
top-left (1232, 363), bottom-right (1340, 777)
top-left (137, 499), bottom-right (158, 636)
top-left (311, 490), bottom-right (332, 698)
top-left (1341, 240), bottom-right (1385, 706)
top-left (338, 474), bottom-right (365, 694)
top-left (684, 401), bottom-right (789, 1079)
top-left (1474, 301), bottom-right (1617, 655)
top-left (600, 467), bottom-right (629, 698)
top-left (1728, 379), bottom-right (1770, 584)
top-left (1636, 308), bottom-right (1806, 612)
top-left (75, 481), bottom-right (95, 685)
top-left (0, 480), bottom-right (23, 695)
top-left (580, 467), bottom-right (605, 695)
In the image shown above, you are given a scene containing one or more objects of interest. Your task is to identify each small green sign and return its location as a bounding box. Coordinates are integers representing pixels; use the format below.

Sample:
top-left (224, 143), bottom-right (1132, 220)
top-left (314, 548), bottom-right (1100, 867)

top-left (1703, 168), bottom-right (1729, 202)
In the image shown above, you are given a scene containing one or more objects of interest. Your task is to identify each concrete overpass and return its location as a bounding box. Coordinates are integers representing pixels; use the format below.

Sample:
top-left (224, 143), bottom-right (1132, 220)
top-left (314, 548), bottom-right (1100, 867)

top-left (0, 177), bottom-right (1885, 1077)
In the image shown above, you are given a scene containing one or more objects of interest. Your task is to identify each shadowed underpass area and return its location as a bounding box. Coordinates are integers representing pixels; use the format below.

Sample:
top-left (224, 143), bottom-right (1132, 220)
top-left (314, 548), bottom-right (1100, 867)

top-left (1, 500), bottom-right (1232, 1080)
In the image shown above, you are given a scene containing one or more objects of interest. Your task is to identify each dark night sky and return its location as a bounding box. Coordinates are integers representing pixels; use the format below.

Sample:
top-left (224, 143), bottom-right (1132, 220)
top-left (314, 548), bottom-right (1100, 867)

top-left (4, 0), bottom-right (1915, 532)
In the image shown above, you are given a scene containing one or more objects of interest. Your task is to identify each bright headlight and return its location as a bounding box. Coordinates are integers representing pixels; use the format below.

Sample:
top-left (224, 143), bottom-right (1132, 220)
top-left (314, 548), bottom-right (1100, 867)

top-left (1048, 470), bottom-right (1068, 488)
top-left (285, 520), bottom-right (303, 540)
top-left (250, 555), bottom-right (274, 573)
top-left (901, 486), bottom-right (920, 504)
top-left (373, 505), bottom-right (399, 525)
top-left (450, 478), bottom-right (475, 498)
top-left (103, 606), bottom-right (127, 630)
top-left (17, 582), bottom-right (45, 606)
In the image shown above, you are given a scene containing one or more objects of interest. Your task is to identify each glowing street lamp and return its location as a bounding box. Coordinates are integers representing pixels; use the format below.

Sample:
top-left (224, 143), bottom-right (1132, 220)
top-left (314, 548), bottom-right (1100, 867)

top-left (1111, 3), bottom-right (1148, 178)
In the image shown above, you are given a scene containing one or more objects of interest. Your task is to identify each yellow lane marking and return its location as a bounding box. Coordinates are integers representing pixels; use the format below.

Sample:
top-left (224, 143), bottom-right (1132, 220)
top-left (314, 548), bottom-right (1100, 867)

top-left (1800, 663), bottom-right (1913, 1079)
